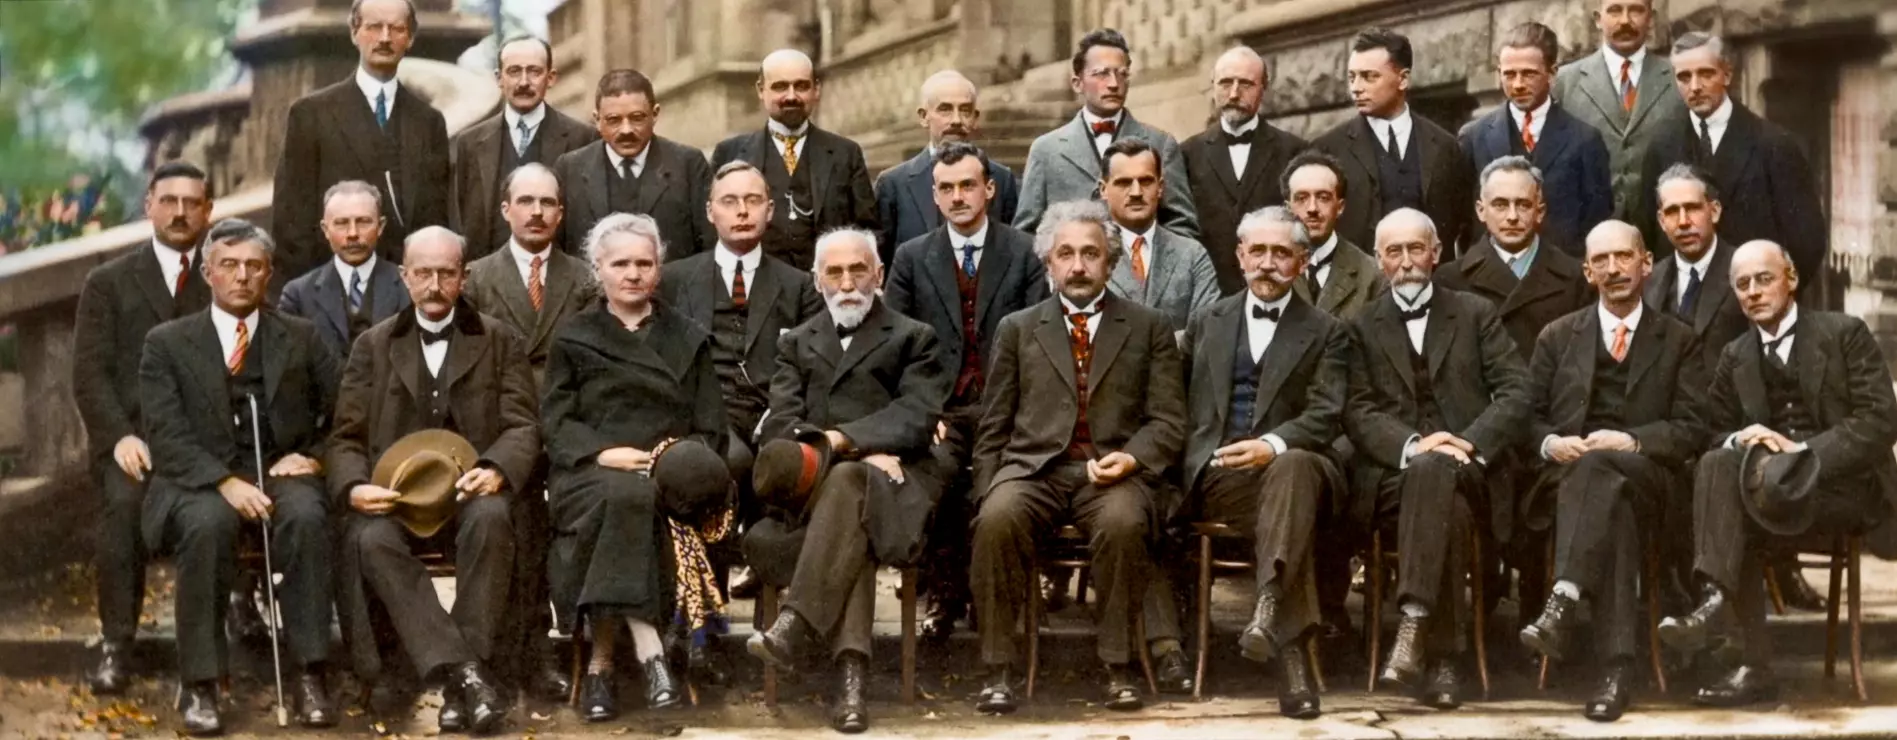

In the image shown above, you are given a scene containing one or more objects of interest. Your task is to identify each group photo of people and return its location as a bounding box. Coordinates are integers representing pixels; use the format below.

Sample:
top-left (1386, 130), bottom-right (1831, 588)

top-left (66, 0), bottom-right (1890, 736)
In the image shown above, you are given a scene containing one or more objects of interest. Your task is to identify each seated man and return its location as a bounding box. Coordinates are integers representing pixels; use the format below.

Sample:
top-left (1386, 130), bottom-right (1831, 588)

top-left (1517, 221), bottom-right (1707, 722)
top-left (747, 228), bottom-right (951, 733)
top-left (1660, 240), bottom-right (1897, 706)
top-left (328, 226), bottom-right (540, 735)
top-left (967, 200), bottom-right (1186, 713)
top-left (139, 218), bottom-right (340, 735)
top-left (1181, 206), bottom-right (1352, 718)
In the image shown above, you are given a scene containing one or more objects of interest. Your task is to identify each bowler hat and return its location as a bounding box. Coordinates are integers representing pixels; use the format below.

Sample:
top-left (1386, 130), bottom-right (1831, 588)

top-left (752, 431), bottom-right (834, 517)
top-left (652, 439), bottom-right (732, 523)
top-left (372, 429), bottom-right (479, 539)
top-left (1739, 443), bottom-right (1824, 537)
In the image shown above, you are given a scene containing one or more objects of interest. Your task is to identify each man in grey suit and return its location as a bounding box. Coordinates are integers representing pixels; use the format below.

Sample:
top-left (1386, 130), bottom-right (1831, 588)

top-left (1015, 28), bottom-right (1196, 238)
top-left (1284, 151), bottom-right (1386, 322)
top-left (280, 180), bottom-right (413, 360)
top-left (1553, 0), bottom-right (1686, 226)
top-left (1101, 138), bottom-right (1217, 332)
top-left (874, 71), bottom-right (1020, 260)
top-left (449, 36), bottom-right (595, 260)
top-left (555, 69), bottom-right (715, 261)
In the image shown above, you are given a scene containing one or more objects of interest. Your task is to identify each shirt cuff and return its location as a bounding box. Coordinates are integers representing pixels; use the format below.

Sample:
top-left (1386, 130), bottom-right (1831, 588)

top-left (1398, 434), bottom-right (1421, 470)
top-left (1259, 434), bottom-right (1287, 456)
top-left (1723, 432), bottom-right (1742, 450)
top-left (1539, 434), bottom-right (1560, 462)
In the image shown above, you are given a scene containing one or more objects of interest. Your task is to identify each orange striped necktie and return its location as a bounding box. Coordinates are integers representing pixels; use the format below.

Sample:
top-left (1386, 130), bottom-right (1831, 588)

top-left (1620, 59), bottom-right (1636, 113)
top-left (228, 320), bottom-right (250, 375)
top-left (1521, 109), bottom-right (1536, 152)
top-left (528, 255), bottom-right (545, 312)
top-left (1610, 323), bottom-right (1629, 363)
top-left (1130, 236), bottom-right (1148, 283)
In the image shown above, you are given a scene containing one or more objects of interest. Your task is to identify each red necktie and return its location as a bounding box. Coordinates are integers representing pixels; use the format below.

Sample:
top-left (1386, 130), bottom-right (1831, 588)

top-left (1610, 323), bottom-right (1629, 363)
top-left (1091, 119), bottom-right (1116, 136)
top-left (174, 252), bottom-right (190, 297)
top-left (1130, 236), bottom-right (1148, 283)
top-left (731, 267), bottom-right (747, 308)
top-left (228, 321), bottom-right (250, 375)
top-left (1620, 59), bottom-right (1636, 113)
top-left (1521, 109), bottom-right (1537, 153)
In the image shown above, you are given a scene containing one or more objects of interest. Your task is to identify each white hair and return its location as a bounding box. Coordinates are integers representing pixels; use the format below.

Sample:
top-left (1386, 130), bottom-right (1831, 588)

top-left (812, 228), bottom-right (882, 272)
top-left (583, 212), bottom-right (668, 269)
top-left (1375, 207), bottom-right (1439, 248)
top-left (1235, 205), bottom-right (1309, 251)
top-left (403, 225), bottom-right (467, 262)
top-left (1032, 200), bottom-right (1123, 267)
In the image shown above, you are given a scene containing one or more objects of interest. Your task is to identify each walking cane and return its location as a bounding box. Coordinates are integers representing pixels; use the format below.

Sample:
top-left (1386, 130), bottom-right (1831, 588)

top-left (247, 394), bottom-right (291, 728)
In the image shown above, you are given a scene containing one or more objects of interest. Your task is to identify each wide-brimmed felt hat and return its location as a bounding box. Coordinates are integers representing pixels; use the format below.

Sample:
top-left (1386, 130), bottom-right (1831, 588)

top-left (1739, 443), bottom-right (1824, 537)
top-left (752, 431), bottom-right (835, 518)
top-left (652, 439), bottom-right (732, 523)
top-left (372, 429), bottom-right (478, 539)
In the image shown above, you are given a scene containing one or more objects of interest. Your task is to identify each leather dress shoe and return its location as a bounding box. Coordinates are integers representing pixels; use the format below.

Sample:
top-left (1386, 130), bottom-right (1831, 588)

top-left (643, 656), bottom-right (684, 709)
top-left (177, 681), bottom-right (222, 736)
top-left (1777, 565), bottom-right (1828, 612)
top-left (1585, 661), bottom-right (1633, 722)
top-left (1380, 614), bottom-right (1427, 689)
top-left (1153, 647), bottom-right (1194, 694)
top-left (452, 661), bottom-right (507, 734)
top-left (1520, 591), bottom-right (1578, 661)
top-left (1277, 643), bottom-right (1321, 720)
top-left (1238, 590), bottom-right (1282, 663)
top-left (1420, 660), bottom-right (1463, 710)
top-left (748, 609), bottom-right (809, 673)
top-left (920, 597), bottom-right (965, 642)
top-left (1659, 581), bottom-right (1730, 652)
top-left (1694, 664), bottom-right (1779, 707)
top-left (729, 569), bottom-right (764, 600)
top-left (87, 639), bottom-right (132, 695)
top-left (689, 640), bottom-right (729, 686)
top-left (580, 671), bottom-right (617, 722)
top-left (832, 651), bottom-right (870, 733)
top-left (1102, 663), bottom-right (1142, 711)
top-left (294, 667), bottom-right (336, 728)
top-left (437, 682), bottom-right (467, 732)
top-left (534, 651), bottom-right (574, 702)
top-left (975, 664), bottom-right (1018, 714)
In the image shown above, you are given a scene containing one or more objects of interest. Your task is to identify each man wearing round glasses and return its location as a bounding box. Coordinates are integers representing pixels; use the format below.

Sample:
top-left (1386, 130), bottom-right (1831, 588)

top-left (450, 35), bottom-right (596, 260)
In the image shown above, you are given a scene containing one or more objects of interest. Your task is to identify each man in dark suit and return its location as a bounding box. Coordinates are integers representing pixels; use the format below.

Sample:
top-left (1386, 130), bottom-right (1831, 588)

top-left (747, 230), bottom-right (952, 733)
top-left (874, 71), bottom-right (1020, 259)
top-left (279, 180), bottom-right (413, 360)
top-left (968, 199), bottom-right (1187, 713)
top-left (1554, 0), bottom-right (1687, 227)
top-left (1436, 156), bottom-right (1592, 363)
top-left (1660, 240), bottom-right (1897, 706)
top-left (139, 219), bottom-right (340, 734)
top-left (72, 161), bottom-right (214, 694)
top-left (1641, 32), bottom-right (1824, 279)
top-left (1181, 206), bottom-right (1349, 718)
top-left (1517, 220), bottom-right (1707, 722)
top-left (711, 49), bottom-right (878, 270)
top-left (1182, 47), bottom-right (1307, 294)
top-left (884, 142), bottom-right (1047, 639)
top-left (449, 35), bottom-right (595, 260)
top-left (1346, 208), bottom-right (1531, 710)
top-left (1016, 28), bottom-right (1197, 237)
top-left (556, 69), bottom-right (714, 261)
top-left (1101, 138), bottom-right (1219, 332)
top-left (1459, 22), bottom-right (1613, 253)
top-left (1283, 151), bottom-right (1386, 321)
top-left (1313, 28), bottom-right (1474, 255)
top-left (272, 0), bottom-right (450, 283)
top-left (328, 226), bottom-right (539, 735)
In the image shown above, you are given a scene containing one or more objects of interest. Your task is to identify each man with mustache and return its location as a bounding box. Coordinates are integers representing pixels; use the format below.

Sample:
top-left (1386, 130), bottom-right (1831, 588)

top-left (967, 199), bottom-right (1187, 714)
top-left (1660, 240), bottom-right (1897, 707)
top-left (1554, 1), bottom-right (1688, 228)
top-left (1283, 151), bottom-right (1386, 322)
top-left (1016, 29), bottom-right (1198, 238)
top-left (1180, 206), bottom-right (1351, 718)
top-left (273, 0), bottom-right (450, 286)
top-left (557, 69), bottom-right (715, 261)
top-left (712, 49), bottom-right (878, 271)
top-left (1345, 208), bottom-right (1531, 711)
top-left (280, 180), bottom-right (414, 360)
top-left (329, 226), bottom-right (539, 735)
top-left (1460, 22), bottom-right (1613, 253)
top-left (138, 219), bottom-right (341, 734)
top-left (747, 229), bottom-right (952, 733)
top-left (1312, 28), bottom-right (1474, 255)
top-left (72, 161), bottom-right (214, 696)
top-left (1517, 220), bottom-right (1707, 722)
top-left (874, 71), bottom-right (1021, 256)
top-left (883, 142), bottom-right (1048, 640)
top-left (450, 36), bottom-right (595, 260)
top-left (1182, 47), bottom-right (1308, 295)
top-left (1102, 138), bottom-right (1219, 333)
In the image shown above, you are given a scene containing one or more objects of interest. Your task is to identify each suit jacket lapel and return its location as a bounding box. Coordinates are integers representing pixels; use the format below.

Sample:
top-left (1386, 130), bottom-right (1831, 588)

top-left (1108, 249), bottom-right (1145, 304)
top-left (1322, 245), bottom-right (1372, 315)
top-left (1734, 332), bottom-right (1769, 421)
top-left (1369, 299), bottom-right (1418, 396)
top-left (1694, 246), bottom-right (1733, 333)
top-left (743, 260), bottom-right (783, 353)
top-left (532, 253), bottom-right (579, 347)
top-left (1577, 59), bottom-right (1630, 134)
top-left (685, 257), bottom-right (717, 328)
top-left (389, 324), bottom-right (425, 403)
top-left (1712, 109), bottom-right (1757, 194)
top-left (1643, 257), bottom-right (1675, 312)
top-left (1533, 107), bottom-right (1578, 166)
top-left (1794, 322), bottom-right (1828, 415)
top-left (1056, 116), bottom-right (1102, 185)
top-left (1033, 303), bottom-right (1079, 394)
top-left (371, 261), bottom-right (406, 320)
top-left (973, 232), bottom-right (1007, 330)
top-left (831, 304), bottom-right (892, 385)
top-left (324, 84), bottom-right (386, 177)
top-left (1237, 124), bottom-right (1276, 191)
top-left (1344, 118), bottom-right (1383, 194)
top-left (1148, 230), bottom-right (1180, 302)
top-left (1568, 311), bottom-right (1600, 428)
top-left (1624, 308), bottom-right (1663, 389)
top-left (442, 322), bottom-right (488, 391)
top-left (310, 266), bottom-right (351, 346)
top-left (1424, 296), bottom-right (1459, 378)
top-left (807, 132), bottom-right (835, 220)
top-left (1202, 126), bottom-right (1241, 198)
top-left (490, 250), bottom-right (539, 334)
top-left (1252, 301), bottom-right (1316, 429)
top-left (581, 143), bottom-right (611, 230)
top-left (904, 152), bottom-right (941, 232)
top-left (259, 314), bottom-right (289, 404)
top-left (1086, 305), bottom-right (1131, 401)
top-left (920, 232), bottom-right (963, 338)
top-left (1627, 56), bottom-right (1673, 133)
top-left (1204, 301), bottom-right (1240, 432)
top-left (395, 88), bottom-right (429, 225)
top-left (132, 246), bottom-right (178, 323)
top-left (1462, 243), bottom-right (1521, 310)
top-left (473, 120), bottom-right (506, 222)
top-left (1504, 247), bottom-right (1564, 316)
top-left (187, 314), bottom-right (236, 435)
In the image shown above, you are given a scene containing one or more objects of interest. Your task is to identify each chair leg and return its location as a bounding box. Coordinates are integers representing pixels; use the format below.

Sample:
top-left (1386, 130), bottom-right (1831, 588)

top-left (1825, 541), bottom-right (1843, 679)
top-left (1076, 565), bottom-right (1091, 607)
top-left (1849, 536), bottom-right (1866, 702)
top-left (568, 625), bottom-right (585, 707)
top-left (901, 567), bottom-right (917, 705)
top-left (1764, 562), bottom-right (1788, 616)
top-left (1366, 531), bottom-right (1383, 693)
top-left (761, 586), bottom-right (780, 708)
top-left (1645, 537), bottom-right (1667, 695)
top-left (1027, 561), bottom-right (1041, 700)
top-left (1470, 529), bottom-right (1490, 701)
top-left (1309, 634), bottom-right (1327, 694)
top-left (1538, 538), bottom-right (1554, 692)
top-left (1135, 612), bottom-right (1157, 695)
top-left (1194, 535), bottom-right (1212, 701)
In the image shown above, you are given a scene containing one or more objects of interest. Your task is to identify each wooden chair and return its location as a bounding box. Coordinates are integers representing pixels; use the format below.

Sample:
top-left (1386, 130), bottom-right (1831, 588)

top-left (1190, 522), bottom-right (1325, 700)
top-left (1532, 536), bottom-right (1668, 694)
top-left (1364, 527), bottom-right (1490, 698)
top-left (1786, 533), bottom-right (1866, 702)
top-left (755, 567), bottom-right (921, 707)
top-left (1025, 525), bottom-right (1158, 699)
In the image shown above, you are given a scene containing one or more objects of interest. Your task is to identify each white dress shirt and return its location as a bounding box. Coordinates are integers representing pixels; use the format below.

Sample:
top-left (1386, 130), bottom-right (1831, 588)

top-left (1696, 96), bottom-right (1735, 155)
top-left (355, 66), bottom-right (398, 117)
top-left (1082, 109), bottom-right (1125, 158)
top-left (767, 118), bottom-right (810, 163)
top-left (1509, 95), bottom-right (1552, 143)
top-left (1245, 289), bottom-right (1295, 455)
top-left (714, 242), bottom-right (762, 298)
top-left (503, 103), bottom-right (547, 153)
top-left (210, 304), bottom-right (259, 365)
top-left (508, 240), bottom-right (551, 291)
top-left (1308, 233), bottom-right (1338, 288)
top-left (1222, 115), bottom-right (1259, 175)
top-left (1674, 240), bottom-right (1718, 307)
top-left (1120, 222), bottom-right (1157, 279)
top-left (605, 143), bottom-right (650, 180)
top-left (1720, 306), bottom-right (1804, 451)
top-left (1059, 292), bottom-right (1105, 342)
top-left (417, 309), bottom-right (453, 377)
top-left (948, 218), bottom-right (989, 268)
top-left (1601, 45), bottom-right (1648, 98)
top-left (1392, 283), bottom-right (1434, 354)
top-left (333, 253), bottom-right (378, 298)
top-left (154, 240), bottom-right (196, 297)
top-left (1366, 107), bottom-right (1414, 159)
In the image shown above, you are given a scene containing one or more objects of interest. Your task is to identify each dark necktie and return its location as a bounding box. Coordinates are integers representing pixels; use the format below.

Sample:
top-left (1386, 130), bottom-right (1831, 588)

top-left (1384, 123), bottom-right (1400, 157)
top-left (1677, 266), bottom-right (1701, 317)
top-left (961, 242), bottom-right (978, 278)
top-left (174, 252), bottom-right (190, 298)
top-left (1251, 304), bottom-right (1280, 322)
top-left (730, 266), bottom-right (748, 307)
top-left (1305, 252), bottom-right (1332, 300)
top-left (421, 327), bottom-right (450, 346)
top-left (374, 89), bottom-right (389, 129)
top-left (348, 269), bottom-right (364, 313)
top-left (1765, 327), bottom-right (1796, 370)
top-left (620, 157), bottom-right (636, 180)
top-left (1698, 116), bottom-right (1715, 161)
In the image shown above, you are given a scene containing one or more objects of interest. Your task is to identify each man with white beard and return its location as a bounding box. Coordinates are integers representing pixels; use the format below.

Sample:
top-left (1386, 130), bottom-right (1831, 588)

top-left (746, 229), bottom-right (952, 733)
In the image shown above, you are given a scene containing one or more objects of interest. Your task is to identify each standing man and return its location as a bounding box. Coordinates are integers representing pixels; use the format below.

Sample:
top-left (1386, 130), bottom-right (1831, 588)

top-left (279, 180), bottom-right (413, 360)
top-left (273, 0), bottom-right (450, 282)
top-left (139, 219), bottom-right (340, 734)
top-left (883, 142), bottom-right (1047, 639)
top-left (1283, 151), bottom-right (1386, 322)
top-left (967, 200), bottom-right (1187, 714)
top-left (1016, 29), bottom-right (1197, 237)
top-left (1313, 28), bottom-right (1473, 255)
top-left (874, 71), bottom-right (1021, 257)
top-left (328, 226), bottom-right (539, 735)
top-left (1517, 221), bottom-right (1706, 722)
top-left (1436, 157), bottom-right (1592, 362)
top-left (712, 49), bottom-right (878, 271)
top-left (1101, 138), bottom-right (1218, 332)
top-left (556, 69), bottom-right (715, 261)
top-left (1554, 0), bottom-right (1687, 226)
top-left (1346, 209), bottom-right (1531, 711)
top-left (747, 229), bottom-right (952, 733)
top-left (1181, 206), bottom-right (1350, 719)
top-left (1182, 47), bottom-right (1307, 295)
top-left (1460, 22), bottom-right (1613, 253)
top-left (72, 161), bottom-right (214, 695)
top-left (450, 35), bottom-right (595, 260)
top-left (1642, 33), bottom-right (1825, 280)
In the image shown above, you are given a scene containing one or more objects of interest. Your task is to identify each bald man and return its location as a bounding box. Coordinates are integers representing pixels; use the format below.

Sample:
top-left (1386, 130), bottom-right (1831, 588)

top-left (712, 49), bottom-right (878, 271)
top-left (1181, 47), bottom-right (1307, 295)
top-left (875, 70), bottom-right (1021, 261)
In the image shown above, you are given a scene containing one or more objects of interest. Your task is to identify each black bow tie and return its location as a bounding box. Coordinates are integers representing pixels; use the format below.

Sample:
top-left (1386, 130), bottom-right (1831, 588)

top-left (836, 323), bottom-right (859, 338)
top-left (1397, 303), bottom-right (1430, 323)
top-left (1251, 304), bottom-right (1281, 322)
top-left (421, 327), bottom-right (451, 345)
top-left (1222, 129), bottom-right (1250, 147)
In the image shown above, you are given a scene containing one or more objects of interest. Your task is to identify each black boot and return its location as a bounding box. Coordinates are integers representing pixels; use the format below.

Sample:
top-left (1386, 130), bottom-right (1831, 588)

top-left (87, 639), bottom-right (133, 695)
top-left (533, 647), bottom-right (573, 702)
top-left (452, 661), bottom-right (507, 735)
top-left (1277, 642), bottom-right (1321, 719)
top-left (1420, 659), bottom-right (1463, 710)
top-left (1776, 564), bottom-right (1828, 612)
top-left (643, 656), bottom-right (683, 709)
top-left (293, 665), bottom-right (335, 728)
top-left (747, 608), bottom-right (809, 673)
top-left (1585, 660), bottom-right (1633, 721)
top-left (1153, 646), bottom-right (1194, 695)
top-left (1380, 613), bottom-right (1427, 689)
top-left (1694, 664), bottom-right (1779, 707)
top-left (437, 682), bottom-right (467, 732)
top-left (1102, 663), bottom-right (1142, 711)
top-left (1658, 581), bottom-right (1730, 652)
top-left (177, 681), bottom-right (222, 736)
top-left (975, 664), bottom-right (1017, 714)
top-left (580, 671), bottom-right (617, 722)
top-left (1520, 590), bottom-right (1579, 661)
top-left (1238, 588), bottom-right (1282, 663)
top-left (832, 651), bottom-right (869, 733)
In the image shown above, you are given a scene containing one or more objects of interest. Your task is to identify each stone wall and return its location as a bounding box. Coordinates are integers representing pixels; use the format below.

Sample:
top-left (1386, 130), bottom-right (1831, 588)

top-left (816, 17), bottom-right (962, 146)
